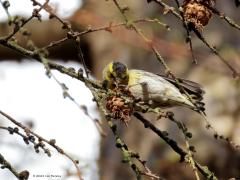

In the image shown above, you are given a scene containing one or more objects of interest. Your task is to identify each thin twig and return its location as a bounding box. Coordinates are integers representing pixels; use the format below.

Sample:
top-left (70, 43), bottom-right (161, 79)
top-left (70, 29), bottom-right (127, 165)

top-left (147, 0), bottom-right (239, 77)
top-left (112, 0), bottom-right (172, 74)
top-left (0, 110), bottom-right (83, 180)
top-left (200, 1), bottom-right (240, 31)
top-left (133, 112), bottom-right (218, 180)
top-left (98, 106), bottom-right (162, 180)
top-left (0, 0), bottom-right (11, 21)
top-left (42, 18), bottom-right (169, 50)
top-left (193, 29), bottom-right (240, 78)
top-left (31, 0), bottom-right (90, 77)
top-left (174, 0), bottom-right (197, 64)
top-left (4, 0), bottom-right (48, 41)
top-left (166, 115), bottom-right (200, 180)
top-left (0, 153), bottom-right (29, 180)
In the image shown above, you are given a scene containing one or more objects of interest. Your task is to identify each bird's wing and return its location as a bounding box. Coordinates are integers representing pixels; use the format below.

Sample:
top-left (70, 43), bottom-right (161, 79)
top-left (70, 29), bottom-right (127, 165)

top-left (157, 74), bottom-right (205, 100)
top-left (157, 74), bottom-right (205, 113)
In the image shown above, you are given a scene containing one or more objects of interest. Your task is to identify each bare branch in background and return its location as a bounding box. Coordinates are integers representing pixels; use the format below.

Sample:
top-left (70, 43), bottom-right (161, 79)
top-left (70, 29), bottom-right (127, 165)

top-left (0, 0), bottom-right (239, 179)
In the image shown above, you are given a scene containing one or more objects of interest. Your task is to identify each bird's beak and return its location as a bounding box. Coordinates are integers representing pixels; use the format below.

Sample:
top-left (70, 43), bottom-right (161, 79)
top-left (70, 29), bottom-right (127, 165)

top-left (115, 77), bottom-right (121, 84)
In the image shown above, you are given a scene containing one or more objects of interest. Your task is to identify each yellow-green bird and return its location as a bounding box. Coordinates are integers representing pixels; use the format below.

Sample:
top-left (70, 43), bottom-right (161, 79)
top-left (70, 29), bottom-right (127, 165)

top-left (102, 61), bottom-right (205, 113)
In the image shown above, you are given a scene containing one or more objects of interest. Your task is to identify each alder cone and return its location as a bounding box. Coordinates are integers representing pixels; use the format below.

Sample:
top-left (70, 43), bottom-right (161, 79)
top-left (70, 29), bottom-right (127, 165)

top-left (106, 96), bottom-right (133, 125)
top-left (182, 0), bottom-right (215, 31)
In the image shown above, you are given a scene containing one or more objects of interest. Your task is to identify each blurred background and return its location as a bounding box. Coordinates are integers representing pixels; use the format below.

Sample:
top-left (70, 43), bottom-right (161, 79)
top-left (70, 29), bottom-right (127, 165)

top-left (0, 0), bottom-right (240, 179)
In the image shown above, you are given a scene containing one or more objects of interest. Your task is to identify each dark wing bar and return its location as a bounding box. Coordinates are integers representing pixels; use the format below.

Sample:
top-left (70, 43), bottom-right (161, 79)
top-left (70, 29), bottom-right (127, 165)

top-left (157, 74), bottom-right (205, 113)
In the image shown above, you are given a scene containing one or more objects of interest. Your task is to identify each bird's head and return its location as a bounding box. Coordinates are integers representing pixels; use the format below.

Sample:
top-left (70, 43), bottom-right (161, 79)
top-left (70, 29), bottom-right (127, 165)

top-left (102, 61), bottom-right (129, 89)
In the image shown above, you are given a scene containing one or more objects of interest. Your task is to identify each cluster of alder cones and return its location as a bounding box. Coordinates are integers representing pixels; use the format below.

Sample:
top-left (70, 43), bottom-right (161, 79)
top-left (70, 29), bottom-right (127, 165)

top-left (106, 87), bottom-right (133, 126)
top-left (182, 0), bottom-right (216, 31)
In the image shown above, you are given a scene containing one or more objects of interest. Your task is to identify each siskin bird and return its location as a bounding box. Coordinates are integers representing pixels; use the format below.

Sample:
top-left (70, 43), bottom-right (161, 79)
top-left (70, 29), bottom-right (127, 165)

top-left (102, 61), bottom-right (205, 113)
